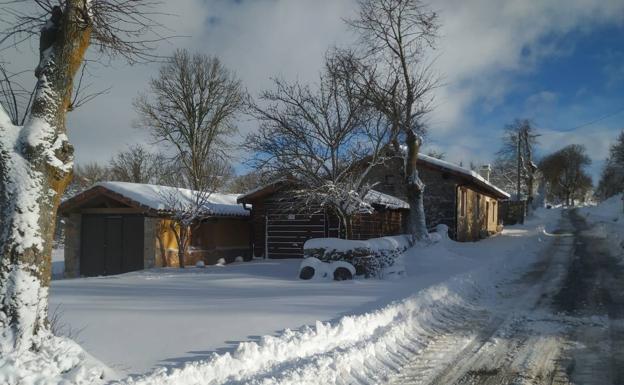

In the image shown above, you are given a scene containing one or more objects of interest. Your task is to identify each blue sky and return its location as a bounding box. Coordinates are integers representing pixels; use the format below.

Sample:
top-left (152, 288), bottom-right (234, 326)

top-left (6, 0), bottom-right (621, 183)
top-left (442, 22), bottom-right (624, 179)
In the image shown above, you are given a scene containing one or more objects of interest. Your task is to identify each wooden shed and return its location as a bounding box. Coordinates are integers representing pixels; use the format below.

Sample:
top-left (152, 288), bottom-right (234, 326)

top-left (59, 182), bottom-right (251, 277)
top-left (237, 183), bottom-right (410, 259)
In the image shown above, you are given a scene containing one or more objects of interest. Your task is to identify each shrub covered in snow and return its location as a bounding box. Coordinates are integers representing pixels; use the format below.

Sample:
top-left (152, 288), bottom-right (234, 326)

top-left (303, 235), bottom-right (411, 278)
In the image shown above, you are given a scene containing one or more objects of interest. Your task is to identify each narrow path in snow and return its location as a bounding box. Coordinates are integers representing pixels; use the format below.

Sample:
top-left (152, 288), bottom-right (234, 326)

top-left (387, 209), bottom-right (624, 385)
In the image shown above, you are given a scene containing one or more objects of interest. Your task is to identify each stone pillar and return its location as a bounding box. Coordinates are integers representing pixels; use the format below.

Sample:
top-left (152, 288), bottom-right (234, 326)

top-left (143, 217), bottom-right (157, 269)
top-left (64, 214), bottom-right (81, 278)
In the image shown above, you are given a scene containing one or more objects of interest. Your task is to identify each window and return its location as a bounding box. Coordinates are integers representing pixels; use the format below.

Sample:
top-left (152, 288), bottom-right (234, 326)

top-left (486, 201), bottom-right (490, 223)
top-left (492, 201), bottom-right (496, 221)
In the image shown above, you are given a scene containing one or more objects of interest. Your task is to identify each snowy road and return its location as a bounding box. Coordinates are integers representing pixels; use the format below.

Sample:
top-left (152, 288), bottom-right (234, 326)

top-left (387, 209), bottom-right (624, 385)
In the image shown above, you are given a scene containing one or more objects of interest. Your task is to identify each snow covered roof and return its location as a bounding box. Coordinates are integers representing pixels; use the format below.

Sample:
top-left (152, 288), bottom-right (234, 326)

top-left (238, 180), bottom-right (408, 211)
top-left (61, 182), bottom-right (249, 217)
top-left (364, 189), bottom-right (410, 210)
top-left (417, 153), bottom-right (510, 199)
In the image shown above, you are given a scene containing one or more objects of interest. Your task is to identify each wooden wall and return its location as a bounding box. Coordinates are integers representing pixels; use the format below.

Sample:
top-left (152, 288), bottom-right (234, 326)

top-left (156, 217), bottom-right (251, 267)
top-left (246, 189), bottom-right (404, 258)
top-left (351, 210), bottom-right (403, 240)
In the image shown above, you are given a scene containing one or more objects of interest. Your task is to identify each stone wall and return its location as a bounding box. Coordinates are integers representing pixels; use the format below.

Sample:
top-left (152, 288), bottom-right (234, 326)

top-left (143, 217), bottom-right (158, 269)
top-left (365, 157), bottom-right (459, 238)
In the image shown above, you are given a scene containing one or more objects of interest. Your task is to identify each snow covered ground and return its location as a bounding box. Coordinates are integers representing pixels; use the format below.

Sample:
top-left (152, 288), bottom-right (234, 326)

top-left (47, 208), bottom-right (561, 384)
top-left (579, 194), bottom-right (624, 260)
top-left (52, 247), bottom-right (64, 279)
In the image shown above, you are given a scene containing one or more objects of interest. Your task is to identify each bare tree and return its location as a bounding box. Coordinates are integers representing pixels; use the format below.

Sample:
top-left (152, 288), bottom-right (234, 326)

top-left (347, 0), bottom-right (439, 241)
top-left (496, 119), bottom-right (539, 203)
top-left (596, 130), bottom-right (624, 201)
top-left (489, 156), bottom-right (518, 195)
top-left (425, 149), bottom-right (445, 160)
top-left (108, 144), bottom-right (165, 184)
top-left (70, 161), bottom-right (110, 191)
top-left (226, 170), bottom-right (268, 194)
top-left (134, 49), bottom-right (245, 194)
top-left (247, 54), bottom-right (395, 237)
top-left (0, 0), bottom-right (164, 356)
top-left (539, 144), bottom-right (592, 206)
top-left (160, 187), bottom-right (211, 268)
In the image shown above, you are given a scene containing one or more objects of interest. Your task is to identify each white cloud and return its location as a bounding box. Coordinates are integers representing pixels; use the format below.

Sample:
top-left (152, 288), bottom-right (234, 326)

top-left (3, 0), bottom-right (624, 179)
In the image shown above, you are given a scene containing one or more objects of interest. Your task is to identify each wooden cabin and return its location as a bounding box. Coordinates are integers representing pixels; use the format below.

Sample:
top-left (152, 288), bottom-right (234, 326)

top-left (59, 182), bottom-right (250, 277)
top-left (237, 184), bottom-right (410, 259)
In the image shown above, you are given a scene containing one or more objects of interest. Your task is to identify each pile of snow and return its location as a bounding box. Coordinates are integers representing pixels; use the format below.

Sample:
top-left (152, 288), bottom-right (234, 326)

top-left (119, 278), bottom-right (483, 385)
top-left (0, 335), bottom-right (111, 385)
top-left (92, 182), bottom-right (249, 217)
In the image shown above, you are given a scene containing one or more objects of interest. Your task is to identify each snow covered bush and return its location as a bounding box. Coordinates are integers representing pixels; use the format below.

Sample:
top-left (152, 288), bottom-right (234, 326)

top-left (303, 236), bottom-right (411, 279)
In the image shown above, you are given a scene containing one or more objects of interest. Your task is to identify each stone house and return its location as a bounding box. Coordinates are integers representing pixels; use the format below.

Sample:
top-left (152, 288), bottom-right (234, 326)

top-left (59, 182), bottom-right (250, 277)
top-left (365, 153), bottom-right (509, 241)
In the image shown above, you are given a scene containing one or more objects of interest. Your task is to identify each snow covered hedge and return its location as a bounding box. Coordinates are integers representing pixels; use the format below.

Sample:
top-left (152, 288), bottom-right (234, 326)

top-left (302, 235), bottom-right (411, 279)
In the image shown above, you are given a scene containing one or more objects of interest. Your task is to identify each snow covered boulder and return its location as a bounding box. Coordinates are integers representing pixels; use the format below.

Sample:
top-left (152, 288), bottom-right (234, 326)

top-left (298, 257), bottom-right (331, 280)
top-left (427, 224), bottom-right (450, 243)
top-left (303, 236), bottom-right (410, 279)
top-left (330, 260), bottom-right (356, 281)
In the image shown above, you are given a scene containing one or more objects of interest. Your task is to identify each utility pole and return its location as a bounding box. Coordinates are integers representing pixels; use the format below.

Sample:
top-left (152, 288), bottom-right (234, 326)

top-left (517, 131), bottom-right (522, 201)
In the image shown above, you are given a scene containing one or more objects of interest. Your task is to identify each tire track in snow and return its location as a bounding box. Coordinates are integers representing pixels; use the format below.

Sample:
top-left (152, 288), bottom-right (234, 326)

top-left (388, 213), bottom-right (575, 385)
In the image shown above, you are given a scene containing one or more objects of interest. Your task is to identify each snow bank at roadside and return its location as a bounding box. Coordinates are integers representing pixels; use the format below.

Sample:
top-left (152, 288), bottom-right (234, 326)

top-left (579, 194), bottom-right (624, 258)
top-left (119, 275), bottom-right (484, 385)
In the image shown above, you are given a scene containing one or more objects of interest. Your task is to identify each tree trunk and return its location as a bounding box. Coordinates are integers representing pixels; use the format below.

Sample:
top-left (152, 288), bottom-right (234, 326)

top-left (405, 130), bottom-right (428, 242)
top-left (0, 2), bottom-right (91, 352)
top-left (170, 221), bottom-right (188, 268)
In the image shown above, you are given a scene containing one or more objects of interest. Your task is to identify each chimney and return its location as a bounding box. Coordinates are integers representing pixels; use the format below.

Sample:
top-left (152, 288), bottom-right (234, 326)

top-left (479, 164), bottom-right (491, 181)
